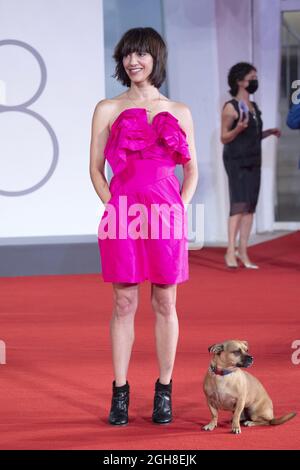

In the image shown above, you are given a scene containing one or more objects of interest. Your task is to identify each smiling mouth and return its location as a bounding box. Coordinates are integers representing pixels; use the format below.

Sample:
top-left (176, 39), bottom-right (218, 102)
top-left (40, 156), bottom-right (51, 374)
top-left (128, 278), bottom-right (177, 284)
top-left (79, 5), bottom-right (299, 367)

top-left (129, 68), bottom-right (143, 73)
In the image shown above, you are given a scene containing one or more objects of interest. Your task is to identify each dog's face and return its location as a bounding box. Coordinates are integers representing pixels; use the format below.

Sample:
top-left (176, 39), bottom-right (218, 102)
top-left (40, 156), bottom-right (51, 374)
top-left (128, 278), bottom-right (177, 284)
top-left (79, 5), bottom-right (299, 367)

top-left (208, 340), bottom-right (254, 368)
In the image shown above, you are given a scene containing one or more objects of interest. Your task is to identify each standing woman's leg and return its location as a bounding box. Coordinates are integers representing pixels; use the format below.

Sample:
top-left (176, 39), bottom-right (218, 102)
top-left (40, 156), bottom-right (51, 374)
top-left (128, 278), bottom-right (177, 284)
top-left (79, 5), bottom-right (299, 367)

top-left (238, 166), bottom-right (260, 265)
top-left (151, 283), bottom-right (179, 385)
top-left (108, 282), bottom-right (139, 426)
top-left (226, 213), bottom-right (243, 265)
top-left (151, 283), bottom-right (178, 424)
top-left (224, 161), bottom-right (243, 265)
top-left (238, 213), bottom-right (254, 262)
top-left (111, 282), bottom-right (139, 386)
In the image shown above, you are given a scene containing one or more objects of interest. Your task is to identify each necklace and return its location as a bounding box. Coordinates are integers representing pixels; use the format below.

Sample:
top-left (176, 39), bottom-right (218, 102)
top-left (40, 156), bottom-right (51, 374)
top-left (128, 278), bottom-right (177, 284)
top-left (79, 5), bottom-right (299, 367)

top-left (126, 89), bottom-right (161, 114)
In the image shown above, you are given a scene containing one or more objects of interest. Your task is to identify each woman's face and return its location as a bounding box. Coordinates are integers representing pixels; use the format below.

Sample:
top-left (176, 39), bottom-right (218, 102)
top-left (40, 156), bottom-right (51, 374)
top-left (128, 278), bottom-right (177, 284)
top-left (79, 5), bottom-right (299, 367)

top-left (238, 69), bottom-right (258, 90)
top-left (123, 51), bottom-right (154, 84)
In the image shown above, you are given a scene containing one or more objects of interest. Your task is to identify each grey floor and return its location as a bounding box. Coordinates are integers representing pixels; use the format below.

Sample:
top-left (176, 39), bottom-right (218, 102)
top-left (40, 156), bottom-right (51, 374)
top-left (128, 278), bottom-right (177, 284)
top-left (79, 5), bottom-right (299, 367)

top-left (0, 235), bottom-right (101, 277)
top-left (1, 231), bottom-right (293, 277)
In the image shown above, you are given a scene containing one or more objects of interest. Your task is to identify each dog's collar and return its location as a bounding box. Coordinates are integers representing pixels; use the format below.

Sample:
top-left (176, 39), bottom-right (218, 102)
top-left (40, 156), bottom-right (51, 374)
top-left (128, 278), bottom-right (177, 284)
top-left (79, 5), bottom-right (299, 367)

top-left (209, 364), bottom-right (235, 376)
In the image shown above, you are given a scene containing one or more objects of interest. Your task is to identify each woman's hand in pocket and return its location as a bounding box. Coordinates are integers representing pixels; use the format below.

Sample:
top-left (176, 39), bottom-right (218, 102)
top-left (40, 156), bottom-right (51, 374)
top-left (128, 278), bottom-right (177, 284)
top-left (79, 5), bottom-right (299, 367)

top-left (180, 193), bottom-right (189, 212)
top-left (103, 194), bottom-right (112, 209)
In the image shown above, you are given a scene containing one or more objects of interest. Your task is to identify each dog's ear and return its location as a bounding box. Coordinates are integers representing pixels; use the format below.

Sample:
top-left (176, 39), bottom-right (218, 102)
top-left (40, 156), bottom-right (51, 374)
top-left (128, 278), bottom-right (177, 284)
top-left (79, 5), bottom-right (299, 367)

top-left (208, 343), bottom-right (224, 355)
top-left (241, 340), bottom-right (249, 349)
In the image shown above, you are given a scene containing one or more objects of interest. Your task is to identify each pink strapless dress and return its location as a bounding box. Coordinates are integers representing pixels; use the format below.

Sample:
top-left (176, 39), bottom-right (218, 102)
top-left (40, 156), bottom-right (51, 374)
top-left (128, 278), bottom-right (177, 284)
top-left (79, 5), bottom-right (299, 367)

top-left (98, 108), bottom-right (191, 284)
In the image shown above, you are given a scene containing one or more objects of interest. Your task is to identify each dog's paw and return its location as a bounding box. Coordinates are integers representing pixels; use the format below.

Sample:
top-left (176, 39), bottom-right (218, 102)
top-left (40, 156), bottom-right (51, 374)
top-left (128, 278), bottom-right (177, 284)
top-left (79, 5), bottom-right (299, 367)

top-left (231, 426), bottom-right (242, 434)
top-left (243, 420), bottom-right (255, 427)
top-left (202, 422), bottom-right (217, 431)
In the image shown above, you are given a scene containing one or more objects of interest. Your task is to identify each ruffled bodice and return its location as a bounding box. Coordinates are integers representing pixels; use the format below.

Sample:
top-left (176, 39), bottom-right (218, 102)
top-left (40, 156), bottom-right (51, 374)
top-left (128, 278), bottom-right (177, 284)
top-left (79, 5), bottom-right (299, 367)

top-left (104, 108), bottom-right (191, 173)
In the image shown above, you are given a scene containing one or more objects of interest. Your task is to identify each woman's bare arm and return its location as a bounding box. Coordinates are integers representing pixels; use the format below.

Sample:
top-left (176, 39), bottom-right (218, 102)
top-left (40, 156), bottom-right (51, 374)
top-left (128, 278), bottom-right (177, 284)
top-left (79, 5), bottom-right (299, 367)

top-left (262, 128), bottom-right (281, 139)
top-left (221, 102), bottom-right (248, 144)
top-left (178, 105), bottom-right (199, 206)
top-left (89, 100), bottom-right (113, 204)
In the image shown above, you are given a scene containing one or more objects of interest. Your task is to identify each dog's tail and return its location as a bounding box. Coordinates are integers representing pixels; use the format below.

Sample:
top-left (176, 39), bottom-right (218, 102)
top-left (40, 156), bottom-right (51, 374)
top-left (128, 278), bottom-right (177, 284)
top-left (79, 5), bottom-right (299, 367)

top-left (269, 412), bottom-right (297, 426)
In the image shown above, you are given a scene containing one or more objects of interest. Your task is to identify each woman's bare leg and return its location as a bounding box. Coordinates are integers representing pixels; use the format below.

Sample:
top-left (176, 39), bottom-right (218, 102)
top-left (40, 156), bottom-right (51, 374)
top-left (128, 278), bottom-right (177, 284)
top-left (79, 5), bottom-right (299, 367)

top-left (238, 213), bottom-right (254, 264)
top-left (110, 282), bottom-right (139, 386)
top-left (226, 213), bottom-right (243, 264)
top-left (151, 283), bottom-right (178, 385)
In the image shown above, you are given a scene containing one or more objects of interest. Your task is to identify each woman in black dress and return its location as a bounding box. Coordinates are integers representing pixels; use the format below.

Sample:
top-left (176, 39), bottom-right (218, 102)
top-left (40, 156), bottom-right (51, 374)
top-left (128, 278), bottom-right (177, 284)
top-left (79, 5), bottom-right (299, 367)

top-left (221, 62), bottom-right (280, 269)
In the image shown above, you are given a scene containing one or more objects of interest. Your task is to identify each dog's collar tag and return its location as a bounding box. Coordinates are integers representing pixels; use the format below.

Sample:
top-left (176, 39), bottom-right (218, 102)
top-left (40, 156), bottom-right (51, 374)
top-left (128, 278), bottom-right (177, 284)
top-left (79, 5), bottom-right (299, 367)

top-left (210, 365), bottom-right (234, 376)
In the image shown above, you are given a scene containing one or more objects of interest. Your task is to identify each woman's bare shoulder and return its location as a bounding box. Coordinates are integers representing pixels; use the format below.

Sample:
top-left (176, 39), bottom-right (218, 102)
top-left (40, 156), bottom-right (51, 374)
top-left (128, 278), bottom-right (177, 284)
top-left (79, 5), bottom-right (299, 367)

top-left (222, 101), bottom-right (238, 118)
top-left (164, 99), bottom-right (192, 121)
top-left (94, 94), bottom-right (127, 113)
top-left (163, 99), bottom-right (194, 136)
top-left (93, 93), bottom-right (129, 127)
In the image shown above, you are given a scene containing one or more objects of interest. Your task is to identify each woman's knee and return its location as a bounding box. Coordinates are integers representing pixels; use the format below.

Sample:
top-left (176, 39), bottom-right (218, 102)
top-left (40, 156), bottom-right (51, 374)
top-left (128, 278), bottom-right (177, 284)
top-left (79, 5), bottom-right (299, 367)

top-left (113, 290), bottom-right (138, 319)
top-left (151, 295), bottom-right (176, 318)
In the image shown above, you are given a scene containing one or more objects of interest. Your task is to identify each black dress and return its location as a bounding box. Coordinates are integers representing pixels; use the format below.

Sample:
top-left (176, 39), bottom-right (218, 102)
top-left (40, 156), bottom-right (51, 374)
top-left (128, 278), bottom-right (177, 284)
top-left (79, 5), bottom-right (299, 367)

top-left (223, 98), bottom-right (263, 216)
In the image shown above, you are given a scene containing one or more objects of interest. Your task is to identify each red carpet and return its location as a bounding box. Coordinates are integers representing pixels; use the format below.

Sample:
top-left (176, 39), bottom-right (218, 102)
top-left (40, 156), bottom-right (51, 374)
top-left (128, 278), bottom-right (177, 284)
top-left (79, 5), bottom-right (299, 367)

top-left (0, 232), bottom-right (299, 450)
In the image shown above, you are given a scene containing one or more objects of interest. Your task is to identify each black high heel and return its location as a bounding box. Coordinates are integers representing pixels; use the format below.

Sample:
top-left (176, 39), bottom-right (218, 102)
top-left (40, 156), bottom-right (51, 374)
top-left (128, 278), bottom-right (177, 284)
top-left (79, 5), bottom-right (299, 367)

top-left (108, 381), bottom-right (130, 426)
top-left (152, 379), bottom-right (173, 424)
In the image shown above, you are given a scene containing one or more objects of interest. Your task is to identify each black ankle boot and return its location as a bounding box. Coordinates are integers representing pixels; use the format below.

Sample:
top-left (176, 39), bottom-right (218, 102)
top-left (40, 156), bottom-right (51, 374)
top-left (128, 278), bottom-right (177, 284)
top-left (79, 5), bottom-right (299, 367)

top-left (108, 381), bottom-right (129, 425)
top-left (152, 379), bottom-right (172, 424)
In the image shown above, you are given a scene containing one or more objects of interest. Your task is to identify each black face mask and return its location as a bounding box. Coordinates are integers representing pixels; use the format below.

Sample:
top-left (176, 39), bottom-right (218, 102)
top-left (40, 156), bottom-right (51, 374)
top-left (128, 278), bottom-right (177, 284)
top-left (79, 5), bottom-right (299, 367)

top-left (246, 79), bottom-right (259, 94)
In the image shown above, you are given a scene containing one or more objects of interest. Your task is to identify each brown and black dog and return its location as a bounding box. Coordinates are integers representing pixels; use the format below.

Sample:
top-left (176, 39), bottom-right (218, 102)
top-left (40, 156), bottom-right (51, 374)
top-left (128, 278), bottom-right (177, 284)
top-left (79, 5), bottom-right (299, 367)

top-left (203, 340), bottom-right (296, 434)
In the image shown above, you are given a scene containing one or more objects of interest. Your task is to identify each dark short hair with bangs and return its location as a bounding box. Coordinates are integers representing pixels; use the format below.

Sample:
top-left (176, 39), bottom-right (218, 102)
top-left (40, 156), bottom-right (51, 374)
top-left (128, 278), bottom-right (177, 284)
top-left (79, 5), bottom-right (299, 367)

top-left (112, 27), bottom-right (167, 88)
top-left (228, 62), bottom-right (257, 96)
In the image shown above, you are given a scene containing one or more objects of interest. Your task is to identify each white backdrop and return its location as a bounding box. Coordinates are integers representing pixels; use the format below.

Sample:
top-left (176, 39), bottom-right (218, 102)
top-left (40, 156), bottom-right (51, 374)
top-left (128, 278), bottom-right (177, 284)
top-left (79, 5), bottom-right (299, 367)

top-left (0, 0), bottom-right (104, 238)
top-left (0, 0), bottom-right (287, 244)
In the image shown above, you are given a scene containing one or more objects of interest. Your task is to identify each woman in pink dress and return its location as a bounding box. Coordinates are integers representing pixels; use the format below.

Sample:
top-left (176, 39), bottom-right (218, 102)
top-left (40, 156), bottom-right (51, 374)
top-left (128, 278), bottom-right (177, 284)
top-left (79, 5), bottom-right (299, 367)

top-left (89, 27), bottom-right (198, 426)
